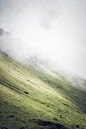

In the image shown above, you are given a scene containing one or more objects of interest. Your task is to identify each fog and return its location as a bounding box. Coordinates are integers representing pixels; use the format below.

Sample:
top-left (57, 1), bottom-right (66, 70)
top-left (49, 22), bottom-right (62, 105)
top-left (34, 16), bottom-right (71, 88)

top-left (0, 0), bottom-right (86, 79)
top-left (0, 28), bottom-right (86, 89)
top-left (0, 28), bottom-right (55, 65)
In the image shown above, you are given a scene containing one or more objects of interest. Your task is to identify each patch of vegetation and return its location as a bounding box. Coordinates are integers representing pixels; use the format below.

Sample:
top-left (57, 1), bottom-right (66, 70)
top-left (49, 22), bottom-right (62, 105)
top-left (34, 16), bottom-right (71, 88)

top-left (0, 51), bottom-right (86, 129)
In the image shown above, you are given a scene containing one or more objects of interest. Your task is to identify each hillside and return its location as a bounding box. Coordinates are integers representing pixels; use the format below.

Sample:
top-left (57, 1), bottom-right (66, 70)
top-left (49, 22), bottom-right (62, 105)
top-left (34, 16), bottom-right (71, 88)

top-left (0, 51), bottom-right (86, 129)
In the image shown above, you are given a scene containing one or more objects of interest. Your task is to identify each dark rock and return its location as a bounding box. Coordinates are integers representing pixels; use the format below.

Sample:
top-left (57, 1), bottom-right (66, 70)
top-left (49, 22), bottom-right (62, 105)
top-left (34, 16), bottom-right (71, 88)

top-left (9, 115), bottom-right (14, 118)
top-left (24, 91), bottom-right (28, 94)
top-left (76, 125), bottom-right (79, 128)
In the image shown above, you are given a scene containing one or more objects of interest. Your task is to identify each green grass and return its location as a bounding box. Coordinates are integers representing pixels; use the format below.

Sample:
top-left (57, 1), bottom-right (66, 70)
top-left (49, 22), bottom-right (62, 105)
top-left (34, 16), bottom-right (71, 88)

top-left (0, 51), bottom-right (86, 129)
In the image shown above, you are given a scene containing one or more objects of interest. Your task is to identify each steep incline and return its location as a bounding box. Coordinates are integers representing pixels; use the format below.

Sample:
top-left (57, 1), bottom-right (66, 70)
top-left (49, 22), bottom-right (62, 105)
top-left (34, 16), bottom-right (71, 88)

top-left (0, 52), bottom-right (86, 129)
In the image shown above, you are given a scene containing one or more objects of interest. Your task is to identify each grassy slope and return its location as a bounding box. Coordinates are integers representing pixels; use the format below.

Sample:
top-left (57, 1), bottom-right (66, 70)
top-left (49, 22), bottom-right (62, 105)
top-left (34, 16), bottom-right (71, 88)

top-left (0, 52), bottom-right (86, 129)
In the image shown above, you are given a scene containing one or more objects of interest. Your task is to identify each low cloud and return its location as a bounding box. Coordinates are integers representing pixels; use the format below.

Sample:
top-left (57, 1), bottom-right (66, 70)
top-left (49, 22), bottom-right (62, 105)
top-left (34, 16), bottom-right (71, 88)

top-left (0, 0), bottom-right (60, 29)
top-left (32, 0), bottom-right (60, 28)
top-left (0, 28), bottom-right (33, 61)
top-left (0, 0), bottom-right (86, 80)
top-left (0, 28), bottom-right (54, 64)
top-left (0, 28), bottom-right (86, 89)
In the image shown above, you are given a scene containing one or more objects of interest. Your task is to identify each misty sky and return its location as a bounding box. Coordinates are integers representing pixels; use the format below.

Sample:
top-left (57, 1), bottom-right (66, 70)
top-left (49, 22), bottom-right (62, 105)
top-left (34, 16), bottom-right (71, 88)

top-left (0, 0), bottom-right (86, 79)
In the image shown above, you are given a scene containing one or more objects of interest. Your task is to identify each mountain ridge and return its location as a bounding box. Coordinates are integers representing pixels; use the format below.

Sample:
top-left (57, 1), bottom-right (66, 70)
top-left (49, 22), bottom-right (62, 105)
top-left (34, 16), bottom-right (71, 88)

top-left (0, 28), bottom-right (86, 129)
